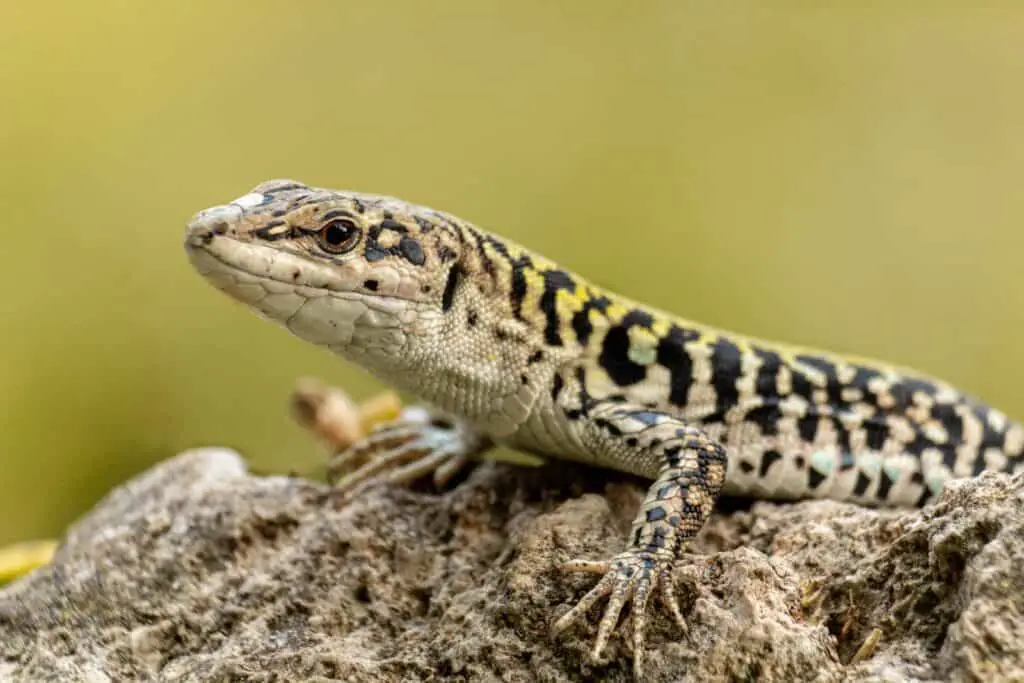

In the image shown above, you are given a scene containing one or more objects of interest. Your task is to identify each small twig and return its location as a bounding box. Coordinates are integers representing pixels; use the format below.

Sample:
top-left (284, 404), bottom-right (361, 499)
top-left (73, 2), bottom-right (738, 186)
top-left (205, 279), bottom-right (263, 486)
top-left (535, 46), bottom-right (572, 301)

top-left (290, 377), bottom-right (403, 452)
top-left (849, 627), bottom-right (883, 665)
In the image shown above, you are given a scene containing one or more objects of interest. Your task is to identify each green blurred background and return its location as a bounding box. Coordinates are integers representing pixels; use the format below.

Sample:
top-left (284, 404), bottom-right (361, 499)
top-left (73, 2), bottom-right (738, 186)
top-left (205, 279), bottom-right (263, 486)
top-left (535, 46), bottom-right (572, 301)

top-left (1, 2), bottom-right (1022, 545)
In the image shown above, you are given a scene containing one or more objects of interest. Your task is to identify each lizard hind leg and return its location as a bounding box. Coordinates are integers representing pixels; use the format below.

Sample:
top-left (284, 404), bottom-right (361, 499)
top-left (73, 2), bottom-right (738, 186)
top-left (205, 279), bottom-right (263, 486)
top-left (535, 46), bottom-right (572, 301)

top-left (551, 402), bottom-right (728, 678)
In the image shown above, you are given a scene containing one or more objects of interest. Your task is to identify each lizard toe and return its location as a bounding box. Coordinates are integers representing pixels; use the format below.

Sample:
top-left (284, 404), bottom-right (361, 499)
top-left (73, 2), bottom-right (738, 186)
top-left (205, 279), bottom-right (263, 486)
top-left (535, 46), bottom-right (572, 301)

top-left (328, 413), bottom-right (486, 500)
top-left (555, 549), bottom-right (677, 675)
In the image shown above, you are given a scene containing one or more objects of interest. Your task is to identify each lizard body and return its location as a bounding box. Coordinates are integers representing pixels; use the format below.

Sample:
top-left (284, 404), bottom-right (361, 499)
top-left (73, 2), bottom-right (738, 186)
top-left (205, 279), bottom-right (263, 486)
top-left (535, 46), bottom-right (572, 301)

top-left (185, 180), bottom-right (1024, 676)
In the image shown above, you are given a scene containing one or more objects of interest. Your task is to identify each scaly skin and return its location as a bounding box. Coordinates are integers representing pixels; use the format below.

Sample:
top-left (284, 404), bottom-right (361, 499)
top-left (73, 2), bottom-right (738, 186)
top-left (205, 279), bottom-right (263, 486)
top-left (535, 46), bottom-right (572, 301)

top-left (185, 179), bottom-right (1024, 677)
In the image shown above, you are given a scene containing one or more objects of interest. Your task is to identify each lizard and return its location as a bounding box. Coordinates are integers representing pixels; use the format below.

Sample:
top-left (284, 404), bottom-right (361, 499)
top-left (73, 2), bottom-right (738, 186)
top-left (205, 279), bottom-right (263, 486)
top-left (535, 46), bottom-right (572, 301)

top-left (184, 179), bottom-right (1024, 677)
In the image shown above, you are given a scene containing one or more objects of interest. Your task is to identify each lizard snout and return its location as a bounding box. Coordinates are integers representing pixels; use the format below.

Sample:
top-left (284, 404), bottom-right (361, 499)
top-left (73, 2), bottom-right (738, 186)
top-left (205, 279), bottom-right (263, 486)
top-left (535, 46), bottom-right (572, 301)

top-left (185, 205), bottom-right (239, 249)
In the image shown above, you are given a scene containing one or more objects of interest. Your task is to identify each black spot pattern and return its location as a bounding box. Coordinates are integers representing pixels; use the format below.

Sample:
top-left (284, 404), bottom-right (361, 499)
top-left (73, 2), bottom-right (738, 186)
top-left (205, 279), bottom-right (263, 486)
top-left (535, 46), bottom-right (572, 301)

top-left (710, 338), bottom-right (743, 418)
top-left (441, 266), bottom-right (462, 312)
top-left (508, 255), bottom-right (531, 320)
top-left (807, 467), bottom-right (828, 490)
top-left (399, 236), bottom-right (426, 265)
top-left (539, 270), bottom-right (576, 346)
top-left (599, 325), bottom-right (646, 387)
top-left (876, 467), bottom-right (895, 500)
top-left (657, 325), bottom-right (699, 407)
top-left (746, 404), bottom-right (782, 436)
top-left (795, 355), bottom-right (845, 405)
top-left (571, 294), bottom-right (611, 346)
top-left (853, 472), bottom-right (872, 497)
top-left (753, 347), bottom-right (783, 401)
top-left (759, 449), bottom-right (783, 478)
top-left (363, 220), bottom-right (428, 266)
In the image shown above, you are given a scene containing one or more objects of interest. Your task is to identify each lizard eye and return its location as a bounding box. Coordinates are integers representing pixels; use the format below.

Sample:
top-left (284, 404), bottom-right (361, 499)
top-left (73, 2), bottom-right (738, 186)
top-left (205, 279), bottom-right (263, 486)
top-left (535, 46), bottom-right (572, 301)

top-left (316, 220), bottom-right (361, 254)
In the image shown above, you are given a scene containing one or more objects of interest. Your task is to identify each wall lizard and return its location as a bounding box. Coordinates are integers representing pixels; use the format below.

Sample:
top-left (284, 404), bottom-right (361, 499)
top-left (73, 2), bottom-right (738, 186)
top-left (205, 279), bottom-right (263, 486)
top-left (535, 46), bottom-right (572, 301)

top-left (185, 179), bottom-right (1024, 677)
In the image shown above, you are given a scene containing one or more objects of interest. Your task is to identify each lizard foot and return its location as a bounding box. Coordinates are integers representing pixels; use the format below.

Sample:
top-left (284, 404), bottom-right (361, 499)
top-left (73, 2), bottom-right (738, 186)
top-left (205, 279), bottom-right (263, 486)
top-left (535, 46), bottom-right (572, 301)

top-left (327, 407), bottom-right (489, 501)
top-left (552, 549), bottom-right (687, 678)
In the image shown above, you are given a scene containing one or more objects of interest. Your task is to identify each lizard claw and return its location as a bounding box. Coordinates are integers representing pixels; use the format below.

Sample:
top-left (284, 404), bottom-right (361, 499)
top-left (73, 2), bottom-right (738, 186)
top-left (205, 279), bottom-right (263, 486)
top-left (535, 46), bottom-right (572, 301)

top-left (327, 409), bottom-right (486, 500)
top-left (553, 549), bottom-right (683, 678)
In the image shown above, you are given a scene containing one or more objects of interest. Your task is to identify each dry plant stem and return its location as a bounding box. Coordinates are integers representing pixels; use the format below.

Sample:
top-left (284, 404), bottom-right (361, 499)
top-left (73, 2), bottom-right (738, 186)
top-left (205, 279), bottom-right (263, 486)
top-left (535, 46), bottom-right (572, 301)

top-left (291, 377), bottom-right (402, 452)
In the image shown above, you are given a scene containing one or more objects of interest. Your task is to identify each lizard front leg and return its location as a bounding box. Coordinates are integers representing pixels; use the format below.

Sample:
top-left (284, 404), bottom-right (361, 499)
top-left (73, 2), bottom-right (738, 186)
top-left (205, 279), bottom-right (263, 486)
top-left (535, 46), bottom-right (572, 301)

top-left (291, 379), bottom-right (491, 498)
top-left (327, 409), bottom-right (489, 498)
top-left (551, 401), bottom-right (728, 677)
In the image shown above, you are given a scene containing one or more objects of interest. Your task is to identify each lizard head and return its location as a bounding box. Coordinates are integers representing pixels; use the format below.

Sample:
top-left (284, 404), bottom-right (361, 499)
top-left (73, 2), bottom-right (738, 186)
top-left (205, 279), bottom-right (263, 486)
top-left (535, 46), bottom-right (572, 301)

top-left (186, 179), bottom-right (566, 436)
top-left (185, 179), bottom-right (465, 361)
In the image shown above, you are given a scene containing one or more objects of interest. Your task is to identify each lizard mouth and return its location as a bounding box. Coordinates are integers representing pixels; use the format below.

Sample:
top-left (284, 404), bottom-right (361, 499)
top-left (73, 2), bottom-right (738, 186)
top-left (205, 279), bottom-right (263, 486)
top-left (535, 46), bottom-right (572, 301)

top-left (185, 232), bottom-right (413, 350)
top-left (186, 231), bottom-right (325, 305)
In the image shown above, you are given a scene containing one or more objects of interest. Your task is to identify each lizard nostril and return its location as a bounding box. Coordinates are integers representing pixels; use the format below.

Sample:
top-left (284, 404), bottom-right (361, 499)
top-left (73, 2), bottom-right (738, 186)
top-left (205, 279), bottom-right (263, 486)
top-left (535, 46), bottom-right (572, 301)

top-left (185, 221), bottom-right (214, 247)
top-left (185, 205), bottom-right (242, 248)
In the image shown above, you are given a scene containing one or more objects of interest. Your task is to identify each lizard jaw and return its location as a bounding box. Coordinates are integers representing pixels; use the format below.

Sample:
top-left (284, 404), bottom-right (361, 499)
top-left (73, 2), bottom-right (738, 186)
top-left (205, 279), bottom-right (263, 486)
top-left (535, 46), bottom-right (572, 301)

top-left (185, 219), bottom-right (417, 352)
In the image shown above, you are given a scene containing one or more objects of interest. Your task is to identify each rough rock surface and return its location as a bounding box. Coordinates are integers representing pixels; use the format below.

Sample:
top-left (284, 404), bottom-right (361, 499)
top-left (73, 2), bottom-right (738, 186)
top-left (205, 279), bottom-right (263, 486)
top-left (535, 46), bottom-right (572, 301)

top-left (1, 448), bottom-right (1022, 682)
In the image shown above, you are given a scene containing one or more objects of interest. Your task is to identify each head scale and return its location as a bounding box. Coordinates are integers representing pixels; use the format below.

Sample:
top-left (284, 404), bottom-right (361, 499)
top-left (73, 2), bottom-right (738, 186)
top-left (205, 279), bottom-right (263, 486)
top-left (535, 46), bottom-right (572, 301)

top-left (185, 179), bottom-right (467, 362)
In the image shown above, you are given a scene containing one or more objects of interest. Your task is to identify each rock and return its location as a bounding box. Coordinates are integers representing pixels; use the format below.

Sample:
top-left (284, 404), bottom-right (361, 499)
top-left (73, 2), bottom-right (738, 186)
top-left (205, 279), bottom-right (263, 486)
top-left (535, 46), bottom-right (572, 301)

top-left (1, 448), bottom-right (1022, 682)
